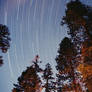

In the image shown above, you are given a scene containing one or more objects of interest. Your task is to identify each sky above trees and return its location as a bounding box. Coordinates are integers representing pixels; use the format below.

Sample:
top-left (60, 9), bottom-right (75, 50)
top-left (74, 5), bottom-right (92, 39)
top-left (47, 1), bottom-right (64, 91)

top-left (0, 0), bottom-right (92, 92)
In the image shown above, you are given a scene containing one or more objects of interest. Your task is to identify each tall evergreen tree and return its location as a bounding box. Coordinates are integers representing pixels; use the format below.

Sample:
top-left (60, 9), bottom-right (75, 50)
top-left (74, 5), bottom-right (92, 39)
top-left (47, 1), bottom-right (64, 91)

top-left (42, 63), bottom-right (55, 92)
top-left (0, 24), bottom-right (11, 66)
top-left (12, 55), bottom-right (42, 92)
top-left (61, 0), bottom-right (92, 91)
top-left (56, 37), bottom-right (82, 92)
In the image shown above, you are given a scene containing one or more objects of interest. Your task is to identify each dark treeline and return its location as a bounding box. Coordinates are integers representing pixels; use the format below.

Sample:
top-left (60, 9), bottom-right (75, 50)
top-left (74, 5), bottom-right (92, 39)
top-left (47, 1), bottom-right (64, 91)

top-left (12, 0), bottom-right (92, 92)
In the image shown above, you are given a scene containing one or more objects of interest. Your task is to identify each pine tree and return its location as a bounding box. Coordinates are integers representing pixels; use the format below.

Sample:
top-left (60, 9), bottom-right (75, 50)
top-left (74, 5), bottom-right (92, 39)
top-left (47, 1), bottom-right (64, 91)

top-left (56, 37), bottom-right (82, 92)
top-left (61, 0), bottom-right (92, 91)
top-left (42, 63), bottom-right (55, 92)
top-left (12, 55), bottom-right (42, 92)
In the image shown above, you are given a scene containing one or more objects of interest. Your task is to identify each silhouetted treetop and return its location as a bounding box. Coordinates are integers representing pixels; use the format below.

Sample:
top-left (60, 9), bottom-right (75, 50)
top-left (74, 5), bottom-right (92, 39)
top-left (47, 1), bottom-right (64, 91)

top-left (43, 63), bottom-right (54, 80)
top-left (12, 56), bottom-right (43, 92)
top-left (42, 63), bottom-right (55, 92)
top-left (61, 0), bottom-right (92, 40)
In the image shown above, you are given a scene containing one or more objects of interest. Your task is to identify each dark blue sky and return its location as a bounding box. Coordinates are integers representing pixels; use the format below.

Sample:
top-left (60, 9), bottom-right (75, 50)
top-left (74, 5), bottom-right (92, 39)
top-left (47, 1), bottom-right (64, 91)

top-left (0, 0), bottom-right (92, 92)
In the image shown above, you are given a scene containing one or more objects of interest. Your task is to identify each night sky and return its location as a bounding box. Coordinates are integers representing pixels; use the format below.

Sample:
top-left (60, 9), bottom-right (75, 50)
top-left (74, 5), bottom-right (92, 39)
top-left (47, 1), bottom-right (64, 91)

top-left (0, 0), bottom-right (92, 92)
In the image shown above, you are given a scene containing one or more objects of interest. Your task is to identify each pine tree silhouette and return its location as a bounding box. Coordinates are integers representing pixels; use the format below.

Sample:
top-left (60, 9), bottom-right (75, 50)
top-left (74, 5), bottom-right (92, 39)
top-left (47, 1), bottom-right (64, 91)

top-left (42, 63), bottom-right (56, 92)
top-left (12, 56), bottom-right (43, 92)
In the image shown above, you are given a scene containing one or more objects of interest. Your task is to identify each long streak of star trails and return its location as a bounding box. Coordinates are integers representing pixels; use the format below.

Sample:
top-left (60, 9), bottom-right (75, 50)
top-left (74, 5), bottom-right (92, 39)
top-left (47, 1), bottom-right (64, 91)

top-left (17, 0), bottom-right (20, 20)
top-left (4, 11), bottom-right (7, 25)
top-left (33, 0), bottom-right (40, 55)
top-left (55, 0), bottom-right (60, 25)
top-left (7, 51), bottom-right (14, 79)
top-left (36, 30), bottom-right (40, 55)
top-left (20, 24), bottom-right (24, 61)
top-left (40, 0), bottom-right (45, 27)
top-left (32, 42), bottom-right (35, 58)
top-left (28, 0), bottom-right (33, 32)
top-left (27, 0), bottom-right (33, 53)
top-left (33, 0), bottom-right (37, 23)
top-left (4, 0), bottom-right (8, 25)
top-left (48, 0), bottom-right (55, 22)
top-left (19, 0), bottom-right (25, 61)
top-left (14, 44), bottom-right (20, 73)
